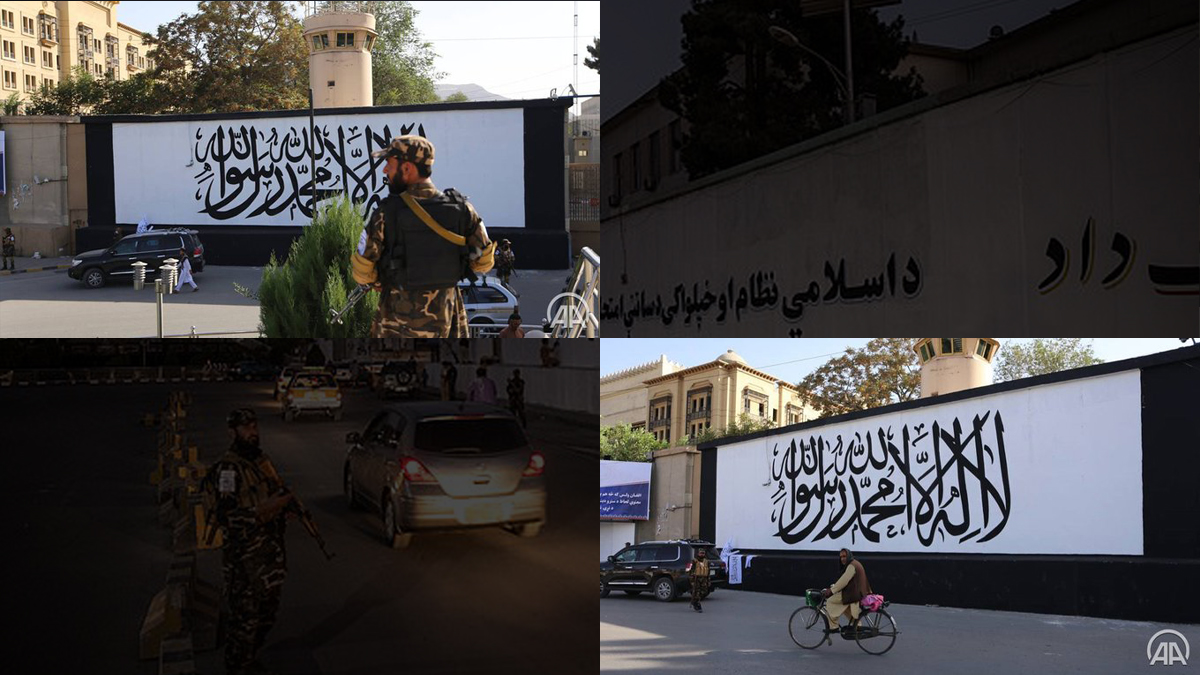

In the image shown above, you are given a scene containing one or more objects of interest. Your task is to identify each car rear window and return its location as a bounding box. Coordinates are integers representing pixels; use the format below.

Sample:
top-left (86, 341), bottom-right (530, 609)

top-left (474, 287), bottom-right (510, 304)
top-left (414, 417), bottom-right (527, 453)
top-left (291, 373), bottom-right (336, 388)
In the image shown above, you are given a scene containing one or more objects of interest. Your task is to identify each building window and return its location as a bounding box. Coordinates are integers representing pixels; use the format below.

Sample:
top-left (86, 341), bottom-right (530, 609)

top-left (364, 35), bottom-right (374, 51)
top-left (975, 340), bottom-right (994, 360)
top-left (77, 25), bottom-right (94, 64)
top-left (577, 149), bottom-right (587, 157)
top-left (38, 14), bottom-right (57, 43)
top-left (613, 152), bottom-right (622, 198)
top-left (648, 130), bottom-right (661, 187)
top-left (42, 50), bottom-right (52, 68)
top-left (918, 341), bottom-right (935, 363)
top-left (21, 15), bottom-right (34, 35)
top-left (630, 142), bottom-right (640, 193)
top-left (772, 408), bottom-right (778, 423)
top-left (2, 69), bottom-right (14, 89)
top-left (940, 338), bottom-right (963, 355)
top-left (22, 45), bottom-right (33, 64)
top-left (56, 54), bottom-right (60, 70)
top-left (669, 119), bottom-right (682, 174)
top-left (24, 73), bottom-right (36, 92)
top-left (42, 76), bottom-right (51, 88)
top-left (312, 33), bottom-right (328, 50)
top-left (336, 32), bottom-right (354, 47)
top-left (2, 40), bottom-right (13, 60)
top-left (1, 10), bottom-right (13, 30)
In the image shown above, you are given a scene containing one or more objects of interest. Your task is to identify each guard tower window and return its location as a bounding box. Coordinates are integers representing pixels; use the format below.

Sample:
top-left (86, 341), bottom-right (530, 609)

top-left (336, 32), bottom-right (354, 48)
top-left (940, 338), bottom-right (963, 355)
top-left (918, 341), bottom-right (935, 363)
top-left (364, 35), bottom-right (374, 51)
top-left (975, 340), bottom-right (994, 360)
top-left (312, 34), bottom-right (328, 50)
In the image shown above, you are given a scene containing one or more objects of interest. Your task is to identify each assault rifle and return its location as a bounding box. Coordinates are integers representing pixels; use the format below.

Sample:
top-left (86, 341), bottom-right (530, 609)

top-left (330, 284), bottom-right (371, 325)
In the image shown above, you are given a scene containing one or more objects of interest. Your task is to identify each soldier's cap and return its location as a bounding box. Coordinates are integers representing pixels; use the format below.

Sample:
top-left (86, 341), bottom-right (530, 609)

top-left (227, 408), bottom-right (257, 428)
top-left (371, 135), bottom-right (435, 170)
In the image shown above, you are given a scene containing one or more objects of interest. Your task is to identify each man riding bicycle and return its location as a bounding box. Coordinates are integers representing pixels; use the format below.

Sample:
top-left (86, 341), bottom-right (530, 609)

top-left (821, 548), bottom-right (872, 642)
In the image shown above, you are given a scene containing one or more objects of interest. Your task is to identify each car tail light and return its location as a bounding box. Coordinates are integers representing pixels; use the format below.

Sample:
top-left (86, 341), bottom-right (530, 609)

top-left (401, 457), bottom-right (437, 483)
top-left (193, 247), bottom-right (201, 256)
top-left (685, 561), bottom-right (693, 572)
top-left (522, 451), bottom-right (545, 477)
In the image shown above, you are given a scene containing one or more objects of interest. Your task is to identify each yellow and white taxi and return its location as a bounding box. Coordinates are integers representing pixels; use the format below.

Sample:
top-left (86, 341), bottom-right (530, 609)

top-left (282, 370), bottom-right (343, 422)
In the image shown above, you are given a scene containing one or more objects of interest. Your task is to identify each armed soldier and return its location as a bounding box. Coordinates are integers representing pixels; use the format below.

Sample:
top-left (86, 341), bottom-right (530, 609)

top-left (350, 135), bottom-right (496, 337)
top-left (201, 408), bottom-right (291, 675)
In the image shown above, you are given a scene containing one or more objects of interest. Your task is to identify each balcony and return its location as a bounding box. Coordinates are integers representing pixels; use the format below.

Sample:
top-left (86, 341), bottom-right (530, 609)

top-left (648, 418), bottom-right (671, 431)
top-left (686, 409), bottom-right (711, 422)
top-left (126, 61), bottom-right (139, 72)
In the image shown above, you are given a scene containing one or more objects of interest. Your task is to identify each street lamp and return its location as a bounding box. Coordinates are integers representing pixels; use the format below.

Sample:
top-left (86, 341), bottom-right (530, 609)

top-left (769, 21), bottom-right (854, 125)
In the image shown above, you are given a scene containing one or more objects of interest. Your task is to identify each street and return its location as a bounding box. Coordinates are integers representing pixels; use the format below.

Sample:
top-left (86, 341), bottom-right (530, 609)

top-left (5, 379), bottom-right (597, 674)
top-left (0, 265), bottom-right (572, 336)
top-left (600, 587), bottom-right (1198, 674)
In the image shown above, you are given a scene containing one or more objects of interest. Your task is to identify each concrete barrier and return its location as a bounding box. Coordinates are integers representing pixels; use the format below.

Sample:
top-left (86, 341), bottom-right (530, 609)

top-left (158, 633), bottom-right (196, 675)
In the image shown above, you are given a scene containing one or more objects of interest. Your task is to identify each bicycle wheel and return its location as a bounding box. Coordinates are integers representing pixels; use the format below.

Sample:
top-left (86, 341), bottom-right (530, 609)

top-left (788, 606), bottom-right (829, 649)
top-left (855, 609), bottom-right (898, 655)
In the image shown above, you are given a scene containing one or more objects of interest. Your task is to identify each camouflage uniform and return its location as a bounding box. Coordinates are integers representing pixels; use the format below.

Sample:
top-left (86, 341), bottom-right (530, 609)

top-left (357, 136), bottom-right (493, 337)
top-left (506, 374), bottom-right (526, 427)
top-left (201, 415), bottom-right (287, 675)
top-left (689, 555), bottom-right (712, 611)
top-left (1, 229), bottom-right (14, 270)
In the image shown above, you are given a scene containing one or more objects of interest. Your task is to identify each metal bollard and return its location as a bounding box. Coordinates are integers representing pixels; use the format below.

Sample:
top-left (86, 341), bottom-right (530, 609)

top-left (155, 279), bottom-right (165, 338)
top-left (132, 261), bottom-right (148, 291)
top-left (160, 263), bottom-right (178, 295)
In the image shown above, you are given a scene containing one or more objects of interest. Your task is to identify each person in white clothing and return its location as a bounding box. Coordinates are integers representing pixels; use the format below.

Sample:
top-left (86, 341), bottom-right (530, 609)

top-left (175, 247), bottom-right (198, 292)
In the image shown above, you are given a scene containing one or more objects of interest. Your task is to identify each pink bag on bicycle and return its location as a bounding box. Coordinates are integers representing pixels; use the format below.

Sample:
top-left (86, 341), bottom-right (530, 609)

top-left (860, 594), bottom-right (884, 611)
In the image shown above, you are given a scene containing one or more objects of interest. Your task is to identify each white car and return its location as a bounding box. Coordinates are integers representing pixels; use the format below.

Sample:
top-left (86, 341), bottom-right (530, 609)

top-left (458, 278), bottom-right (518, 335)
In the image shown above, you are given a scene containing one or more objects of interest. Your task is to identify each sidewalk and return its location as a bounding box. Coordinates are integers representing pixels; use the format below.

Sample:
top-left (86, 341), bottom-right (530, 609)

top-left (0, 255), bottom-right (76, 276)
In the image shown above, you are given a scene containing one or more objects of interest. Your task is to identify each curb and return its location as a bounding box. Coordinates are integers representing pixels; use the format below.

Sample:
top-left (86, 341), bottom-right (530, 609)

top-left (0, 264), bottom-right (73, 276)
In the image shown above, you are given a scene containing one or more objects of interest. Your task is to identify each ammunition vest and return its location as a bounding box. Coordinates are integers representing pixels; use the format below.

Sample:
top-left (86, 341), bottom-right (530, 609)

top-left (381, 189), bottom-right (473, 291)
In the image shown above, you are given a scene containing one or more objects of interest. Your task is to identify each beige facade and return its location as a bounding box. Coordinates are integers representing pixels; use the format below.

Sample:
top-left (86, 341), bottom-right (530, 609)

top-left (0, 114), bottom-right (86, 255)
top-left (634, 445), bottom-right (701, 543)
top-left (600, 355), bottom-right (684, 431)
top-left (914, 338), bottom-right (1001, 398)
top-left (640, 349), bottom-right (818, 447)
top-left (0, 2), bottom-right (153, 112)
top-left (303, 11), bottom-right (376, 109)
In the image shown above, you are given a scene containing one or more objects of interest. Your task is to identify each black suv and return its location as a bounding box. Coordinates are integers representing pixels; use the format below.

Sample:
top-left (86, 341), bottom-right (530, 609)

top-left (600, 539), bottom-right (727, 602)
top-left (69, 229), bottom-right (205, 288)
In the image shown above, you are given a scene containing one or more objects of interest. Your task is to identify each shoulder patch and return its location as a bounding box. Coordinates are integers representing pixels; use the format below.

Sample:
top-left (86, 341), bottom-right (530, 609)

top-left (218, 468), bottom-right (237, 494)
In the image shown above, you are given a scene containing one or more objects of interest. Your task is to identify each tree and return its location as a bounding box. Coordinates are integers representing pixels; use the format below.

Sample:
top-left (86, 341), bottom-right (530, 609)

top-left (796, 338), bottom-right (920, 418)
top-left (584, 37), bottom-right (600, 73)
top-left (601, 423), bottom-right (666, 462)
top-left (994, 339), bottom-right (1103, 383)
top-left (2, 92), bottom-right (20, 115)
top-left (148, 1), bottom-right (309, 113)
top-left (442, 90), bottom-right (469, 103)
top-left (317, 1), bottom-right (443, 105)
top-left (235, 196), bottom-right (379, 337)
top-left (682, 413), bottom-right (776, 446)
top-left (25, 67), bottom-right (105, 115)
top-left (659, 1), bottom-right (924, 179)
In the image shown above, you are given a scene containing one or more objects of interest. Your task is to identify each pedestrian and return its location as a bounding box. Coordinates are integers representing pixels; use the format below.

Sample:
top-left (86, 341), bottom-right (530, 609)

top-left (440, 360), bottom-right (459, 401)
top-left (540, 338), bottom-right (561, 367)
top-left (1, 227), bottom-right (15, 270)
top-left (200, 409), bottom-right (292, 675)
top-left (497, 312), bottom-right (525, 338)
top-left (467, 367), bottom-right (498, 404)
top-left (174, 248), bottom-right (198, 292)
top-left (496, 239), bottom-right (515, 287)
top-left (821, 548), bottom-right (873, 644)
top-left (506, 368), bottom-right (526, 428)
top-left (688, 547), bottom-right (712, 612)
top-left (349, 135), bottom-right (496, 336)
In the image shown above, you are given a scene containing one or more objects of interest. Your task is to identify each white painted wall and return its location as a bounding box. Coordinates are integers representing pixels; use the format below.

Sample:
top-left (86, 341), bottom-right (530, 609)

top-left (112, 107), bottom-right (525, 228)
top-left (601, 27), bottom-right (1196, 334)
top-left (601, 522), bottom-right (637, 561)
top-left (714, 370), bottom-right (1143, 555)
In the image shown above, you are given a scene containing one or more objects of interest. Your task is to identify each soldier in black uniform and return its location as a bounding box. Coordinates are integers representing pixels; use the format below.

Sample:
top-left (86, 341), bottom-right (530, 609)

top-left (202, 408), bottom-right (292, 675)
top-left (506, 368), bottom-right (527, 428)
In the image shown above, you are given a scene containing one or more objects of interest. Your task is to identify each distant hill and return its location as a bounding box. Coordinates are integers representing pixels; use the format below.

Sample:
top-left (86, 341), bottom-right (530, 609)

top-left (434, 84), bottom-right (509, 102)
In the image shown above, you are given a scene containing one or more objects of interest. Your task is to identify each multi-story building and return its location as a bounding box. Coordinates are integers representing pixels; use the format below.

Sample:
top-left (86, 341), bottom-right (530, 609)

top-left (0, 1), bottom-right (154, 111)
top-left (601, 349), bottom-right (820, 446)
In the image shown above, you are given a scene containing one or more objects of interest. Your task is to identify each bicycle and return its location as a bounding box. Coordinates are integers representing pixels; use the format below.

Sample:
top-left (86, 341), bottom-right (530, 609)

top-left (788, 588), bottom-right (899, 655)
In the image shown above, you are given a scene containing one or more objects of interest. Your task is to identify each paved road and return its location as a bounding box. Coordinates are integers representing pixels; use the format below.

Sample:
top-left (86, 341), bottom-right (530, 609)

top-left (0, 265), bottom-right (571, 337)
top-left (6, 380), bottom-right (597, 674)
top-left (601, 587), bottom-right (1199, 674)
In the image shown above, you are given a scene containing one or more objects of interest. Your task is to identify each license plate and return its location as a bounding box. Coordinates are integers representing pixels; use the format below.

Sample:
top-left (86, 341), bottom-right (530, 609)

top-left (463, 503), bottom-right (500, 524)
top-left (709, 569), bottom-right (717, 576)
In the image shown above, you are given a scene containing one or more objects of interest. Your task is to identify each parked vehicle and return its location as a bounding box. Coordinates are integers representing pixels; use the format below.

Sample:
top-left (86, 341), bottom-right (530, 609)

top-left (343, 402), bottom-right (545, 548)
top-left (600, 540), bottom-right (727, 602)
top-left (69, 229), bottom-right (205, 289)
top-left (458, 277), bottom-right (519, 335)
top-left (376, 360), bottom-right (419, 399)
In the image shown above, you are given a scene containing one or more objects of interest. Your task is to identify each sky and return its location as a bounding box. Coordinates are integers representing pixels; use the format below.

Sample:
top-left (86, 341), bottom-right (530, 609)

top-left (115, 1), bottom-right (600, 104)
top-left (601, 339), bottom-right (1197, 385)
top-left (602, 0), bottom-right (1070, 122)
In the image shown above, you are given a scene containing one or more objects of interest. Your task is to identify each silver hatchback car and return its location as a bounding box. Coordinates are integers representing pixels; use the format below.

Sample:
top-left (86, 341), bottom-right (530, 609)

top-left (343, 402), bottom-right (546, 548)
